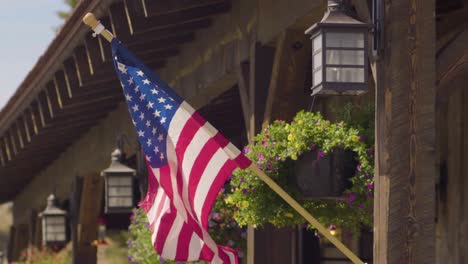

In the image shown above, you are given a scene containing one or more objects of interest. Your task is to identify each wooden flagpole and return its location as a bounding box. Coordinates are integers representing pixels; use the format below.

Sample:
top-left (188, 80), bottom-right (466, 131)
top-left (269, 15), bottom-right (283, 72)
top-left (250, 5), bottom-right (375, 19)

top-left (82, 13), bottom-right (365, 264)
top-left (249, 164), bottom-right (365, 264)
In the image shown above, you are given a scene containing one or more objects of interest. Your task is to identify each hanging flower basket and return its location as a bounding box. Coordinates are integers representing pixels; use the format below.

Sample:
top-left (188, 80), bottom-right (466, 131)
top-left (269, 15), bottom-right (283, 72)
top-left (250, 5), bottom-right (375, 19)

top-left (226, 111), bottom-right (374, 233)
top-left (292, 147), bottom-right (357, 199)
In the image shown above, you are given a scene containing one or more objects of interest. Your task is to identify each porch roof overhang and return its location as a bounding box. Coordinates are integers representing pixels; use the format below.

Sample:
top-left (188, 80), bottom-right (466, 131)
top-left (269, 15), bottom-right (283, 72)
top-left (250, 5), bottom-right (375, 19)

top-left (0, 0), bottom-right (233, 202)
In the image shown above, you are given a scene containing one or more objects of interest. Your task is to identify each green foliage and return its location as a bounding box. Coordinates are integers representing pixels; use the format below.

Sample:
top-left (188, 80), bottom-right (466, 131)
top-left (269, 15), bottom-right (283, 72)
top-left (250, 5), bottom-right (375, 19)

top-left (127, 208), bottom-right (168, 264)
top-left (226, 111), bottom-right (374, 233)
top-left (127, 203), bottom-right (245, 263)
top-left (332, 102), bottom-right (375, 145)
top-left (57, 0), bottom-right (79, 21)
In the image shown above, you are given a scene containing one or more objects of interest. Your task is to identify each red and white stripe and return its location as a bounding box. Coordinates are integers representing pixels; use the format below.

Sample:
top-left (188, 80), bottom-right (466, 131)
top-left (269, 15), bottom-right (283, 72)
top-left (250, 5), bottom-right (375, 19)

top-left (139, 101), bottom-right (250, 263)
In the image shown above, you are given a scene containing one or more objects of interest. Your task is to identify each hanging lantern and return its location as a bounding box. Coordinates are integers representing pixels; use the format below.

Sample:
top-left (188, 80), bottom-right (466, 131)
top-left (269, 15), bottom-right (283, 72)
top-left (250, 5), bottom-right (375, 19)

top-left (305, 0), bottom-right (371, 96)
top-left (101, 148), bottom-right (136, 213)
top-left (40, 194), bottom-right (67, 246)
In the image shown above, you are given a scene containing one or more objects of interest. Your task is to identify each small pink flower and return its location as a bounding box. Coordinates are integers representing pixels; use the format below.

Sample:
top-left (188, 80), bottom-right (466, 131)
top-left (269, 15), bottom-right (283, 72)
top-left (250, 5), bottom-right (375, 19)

top-left (338, 121), bottom-right (344, 127)
top-left (317, 150), bottom-right (325, 159)
top-left (358, 135), bottom-right (365, 141)
top-left (315, 120), bottom-right (321, 126)
top-left (243, 146), bottom-right (252, 154)
top-left (257, 154), bottom-right (265, 161)
top-left (367, 183), bottom-right (374, 189)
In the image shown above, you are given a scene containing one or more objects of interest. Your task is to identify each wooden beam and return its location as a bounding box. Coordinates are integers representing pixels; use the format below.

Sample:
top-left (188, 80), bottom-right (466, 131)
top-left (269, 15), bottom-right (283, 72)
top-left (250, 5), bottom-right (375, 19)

top-left (437, 28), bottom-right (468, 86)
top-left (129, 18), bottom-right (212, 44)
top-left (0, 140), bottom-right (6, 166)
top-left (76, 173), bottom-right (104, 264)
top-left (144, 0), bottom-right (228, 16)
top-left (13, 121), bottom-right (25, 150)
top-left (236, 62), bottom-right (251, 140)
top-left (84, 33), bottom-right (105, 72)
top-left (131, 1), bottom-right (230, 33)
top-left (7, 130), bottom-right (18, 156)
top-left (127, 33), bottom-right (195, 53)
top-left (262, 29), bottom-right (310, 126)
top-left (374, 0), bottom-right (436, 263)
top-left (73, 45), bottom-right (93, 84)
top-left (109, 1), bottom-right (133, 39)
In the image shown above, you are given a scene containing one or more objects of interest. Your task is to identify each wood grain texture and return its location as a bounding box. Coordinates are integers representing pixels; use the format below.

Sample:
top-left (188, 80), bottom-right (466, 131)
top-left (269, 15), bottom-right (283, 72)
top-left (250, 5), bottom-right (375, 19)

top-left (262, 29), bottom-right (310, 126)
top-left (374, 0), bottom-right (436, 263)
top-left (75, 174), bottom-right (103, 264)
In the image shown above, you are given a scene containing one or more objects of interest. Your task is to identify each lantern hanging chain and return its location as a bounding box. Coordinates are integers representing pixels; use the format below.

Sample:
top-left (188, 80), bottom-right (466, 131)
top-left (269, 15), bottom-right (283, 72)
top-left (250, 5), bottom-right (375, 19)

top-left (308, 95), bottom-right (317, 112)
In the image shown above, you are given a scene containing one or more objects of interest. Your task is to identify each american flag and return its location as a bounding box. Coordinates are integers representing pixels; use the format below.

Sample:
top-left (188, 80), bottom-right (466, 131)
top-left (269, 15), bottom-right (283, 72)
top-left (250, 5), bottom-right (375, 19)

top-left (111, 39), bottom-right (251, 263)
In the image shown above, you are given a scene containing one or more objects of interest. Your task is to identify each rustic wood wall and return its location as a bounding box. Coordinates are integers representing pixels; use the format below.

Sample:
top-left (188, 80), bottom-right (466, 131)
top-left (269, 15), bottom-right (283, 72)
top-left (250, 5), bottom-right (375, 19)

top-left (435, 79), bottom-right (468, 264)
top-left (374, 0), bottom-right (436, 263)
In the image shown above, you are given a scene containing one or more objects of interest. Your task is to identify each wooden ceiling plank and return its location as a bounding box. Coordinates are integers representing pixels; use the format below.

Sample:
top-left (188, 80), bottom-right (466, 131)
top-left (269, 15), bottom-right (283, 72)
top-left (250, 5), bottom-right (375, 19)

top-left (128, 33), bottom-right (194, 53)
top-left (144, 0), bottom-right (227, 17)
top-left (125, 0), bottom-right (147, 18)
top-left (73, 46), bottom-right (93, 85)
top-left (98, 16), bottom-right (114, 61)
top-left (110, 1), bottom-right (133, 39)
top-left (84, 33), bottom-right (105, 71)
top-left (0, 141), bottom-right (6, 167)
top-left (21, 111), bottom-right (32, 143)
top-left (2, 137), bottom-right (12, 161)
top-left (44, 83), bottom-right (63, 130)
top-left (7, 132), bottom-right (17, 156)
top-left (132, 1), bottom-right (230, 33)
top-left (17, 116), bottom-right (30, 144)
top-left (32, 99), bottom-right (46, 129)
top-left (27, 107), bottom-right (39, 136)
top-left (14, 121), bottom-right (25, 150)
top-left (130, 18), bottom-right (212, 44)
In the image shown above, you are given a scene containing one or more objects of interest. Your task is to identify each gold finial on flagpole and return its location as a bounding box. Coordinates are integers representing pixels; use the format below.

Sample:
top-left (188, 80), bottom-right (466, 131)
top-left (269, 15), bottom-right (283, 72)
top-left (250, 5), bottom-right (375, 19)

top-left (82, 13), bottom-right (114, 42)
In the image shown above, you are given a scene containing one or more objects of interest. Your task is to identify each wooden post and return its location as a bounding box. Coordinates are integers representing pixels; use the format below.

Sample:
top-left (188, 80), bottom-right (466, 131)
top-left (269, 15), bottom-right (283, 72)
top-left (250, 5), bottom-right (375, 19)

top-left (374, 0), bottom-right (436, 263)
top-left (74, 174), bottom-right (103, 264)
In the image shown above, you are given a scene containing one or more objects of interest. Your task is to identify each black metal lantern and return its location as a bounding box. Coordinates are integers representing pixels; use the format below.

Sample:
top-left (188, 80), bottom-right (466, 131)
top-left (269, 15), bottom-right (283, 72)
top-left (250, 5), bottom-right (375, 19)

top-left (293, 149), bottom-right (357, 199)
top-left (40, 194), bottom-right (67, 246)
top-left (305, 0), bottom-right (371, 96)
top-left (101, 148), bottom-right (136, 213)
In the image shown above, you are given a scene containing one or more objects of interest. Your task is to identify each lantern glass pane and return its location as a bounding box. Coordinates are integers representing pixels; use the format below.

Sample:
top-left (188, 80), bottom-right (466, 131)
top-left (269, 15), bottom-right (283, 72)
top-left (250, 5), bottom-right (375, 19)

top-left (326, 32), bottom-right (364, 48)
top-left (47, 225), bottom-right (65, 233)
top-left (313, 52), bottom-right (322, 70)
top-left (326, 67), bottom-right (365, 83)
top-left (313, 69), bottom-right (322, 86)
top-left (326, 50), bottom-right (364, 65)
top-left (312, 34), bottom-right (322, 52)
top-left (55, 233), bottom-right (66, 241)
top-left (46, 216), bottom-right (65, 225)
top-left (109, 186), bottom-right (132, 196)
top-left (108, 176), bottom-right (132, 186)
top-left (109, 197), bottom-right (133, 207)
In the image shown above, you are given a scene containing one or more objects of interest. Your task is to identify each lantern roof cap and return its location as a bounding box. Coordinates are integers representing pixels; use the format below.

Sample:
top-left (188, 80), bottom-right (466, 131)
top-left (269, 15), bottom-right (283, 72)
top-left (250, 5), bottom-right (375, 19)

top-left (41, 194), bottom-right (66, 216)
top-left (305, 0), bottom-right (370, 35)
top-left (101, 148), bottom-right (137, 176)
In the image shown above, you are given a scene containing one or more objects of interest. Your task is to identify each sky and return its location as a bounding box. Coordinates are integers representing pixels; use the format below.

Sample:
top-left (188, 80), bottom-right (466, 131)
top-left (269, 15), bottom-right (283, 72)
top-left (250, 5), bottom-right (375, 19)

top-left (0, 0), bottom-right (69, 110)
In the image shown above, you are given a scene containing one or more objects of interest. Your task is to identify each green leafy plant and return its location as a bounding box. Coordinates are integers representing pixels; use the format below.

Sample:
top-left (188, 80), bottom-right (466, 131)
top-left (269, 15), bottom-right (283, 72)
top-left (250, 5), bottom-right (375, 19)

top-left (226, 111), bottom-right (374, 233)
top-left (127, 197), bottom-right (246, 263)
